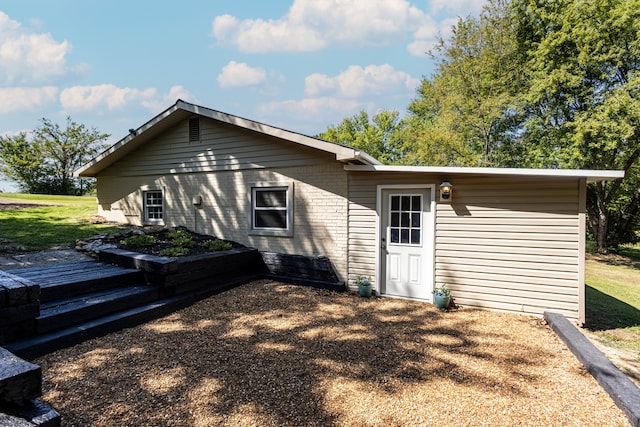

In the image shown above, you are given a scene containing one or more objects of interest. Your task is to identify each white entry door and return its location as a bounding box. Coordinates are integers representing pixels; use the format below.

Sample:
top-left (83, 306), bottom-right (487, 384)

top-left (379, 187), bottom-right (434, 300)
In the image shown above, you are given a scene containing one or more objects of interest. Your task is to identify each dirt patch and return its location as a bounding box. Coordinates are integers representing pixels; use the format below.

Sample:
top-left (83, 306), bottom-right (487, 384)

top-left (0, 198), bottom-right (51, 211)
top-left (587, 252), bottom-right (640, 270)
top-left (35, 281), bottom-right (629, 426)
top-left (582, 329), bottom-right (640, 387)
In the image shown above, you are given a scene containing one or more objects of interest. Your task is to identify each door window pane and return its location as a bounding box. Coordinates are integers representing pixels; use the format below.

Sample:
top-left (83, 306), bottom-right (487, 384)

top-left (401, 212), bottom-right (410, 227)
top-left (401, 196), bottom-right (411, 211)
top-left (412, 196), bottom-right (421, 210)
top-left (390, 228), bottom-right (399, 243)
top-left (411, 213), bottom-right (420, 227)
top-left (391, 212), bottom-right (399, 227)
top-left (388, 193), bottom-right (422, 246)
top-left (411, 229), bottom-right (421, 244)
top-left (391, 196), bottom-right (400, 210)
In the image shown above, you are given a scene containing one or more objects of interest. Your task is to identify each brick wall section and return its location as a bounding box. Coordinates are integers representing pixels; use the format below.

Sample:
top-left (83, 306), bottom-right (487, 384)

top-left (96, 163), bottom-right (350, 282)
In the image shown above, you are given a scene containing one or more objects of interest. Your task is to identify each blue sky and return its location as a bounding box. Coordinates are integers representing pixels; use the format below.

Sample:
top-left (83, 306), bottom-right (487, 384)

top-left (0, 0), bottom-right (485, 191)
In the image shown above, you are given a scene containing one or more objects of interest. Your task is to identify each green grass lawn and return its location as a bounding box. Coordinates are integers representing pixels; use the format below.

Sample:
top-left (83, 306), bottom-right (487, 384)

top-left (585, 246), bottom-right (640, 354)
top-left (0, 193), bottom-right (125, 251)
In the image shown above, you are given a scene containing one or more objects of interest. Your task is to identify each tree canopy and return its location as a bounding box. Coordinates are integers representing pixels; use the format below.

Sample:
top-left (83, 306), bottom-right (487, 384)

top-left (513, 0), bottom-right (640, 250)
top-left (316, 110), bottom-right (406, 164)
top-left (318, 0), bottom-right (640, 251)
top-left (0, 117), bottom-right (109, 195)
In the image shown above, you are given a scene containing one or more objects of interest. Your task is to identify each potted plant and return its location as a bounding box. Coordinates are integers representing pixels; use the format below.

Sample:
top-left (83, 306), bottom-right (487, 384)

top-left (433, 283), bottom-right (451, 309)
top-left (356, 275), bottom-right (373, 298)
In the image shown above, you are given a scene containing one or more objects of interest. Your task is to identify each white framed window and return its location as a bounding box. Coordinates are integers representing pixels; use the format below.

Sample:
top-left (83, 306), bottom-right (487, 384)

top-left (388, 194), bottom-right (422, 246)
top-left (248, 182), bottom-right (293, 237)
top-left (143, 190), bottom-right (164, 223)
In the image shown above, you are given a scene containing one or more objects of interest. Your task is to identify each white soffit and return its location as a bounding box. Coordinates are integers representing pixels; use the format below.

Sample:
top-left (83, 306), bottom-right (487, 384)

top-left (344, 164), bottom-right (625, 183)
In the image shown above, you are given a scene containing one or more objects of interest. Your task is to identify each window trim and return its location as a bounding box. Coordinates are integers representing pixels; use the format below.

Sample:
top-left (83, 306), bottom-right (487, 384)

top-left (248, 182), bottom-right (294, 237)
top-left (142, 188), bottom-right (164, 225)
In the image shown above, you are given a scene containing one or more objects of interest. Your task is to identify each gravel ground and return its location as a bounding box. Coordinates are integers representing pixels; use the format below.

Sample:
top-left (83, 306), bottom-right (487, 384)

top-left (34, 280), bottom-right (628, 426)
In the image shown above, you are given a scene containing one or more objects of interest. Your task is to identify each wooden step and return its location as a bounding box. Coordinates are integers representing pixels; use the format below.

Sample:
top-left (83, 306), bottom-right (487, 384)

top-left (37, 285), bottom-right (159, 334)
top-left (8, 262), bottom-right (144, 302)
top-left (6, 273), bottom-right (257, 360)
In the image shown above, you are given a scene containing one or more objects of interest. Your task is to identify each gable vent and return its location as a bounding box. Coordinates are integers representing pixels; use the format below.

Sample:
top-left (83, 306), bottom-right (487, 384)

top-left (189, 118), bottom-right (200, 142)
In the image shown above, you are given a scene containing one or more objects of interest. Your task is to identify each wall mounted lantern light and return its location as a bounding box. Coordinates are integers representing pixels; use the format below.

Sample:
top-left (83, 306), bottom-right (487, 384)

top-left (440, 181), bottom-right (453, 202)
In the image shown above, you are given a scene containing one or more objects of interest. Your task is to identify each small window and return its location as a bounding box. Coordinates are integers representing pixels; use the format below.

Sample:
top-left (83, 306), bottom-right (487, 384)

top-left (389, 194), bottom-right (421, 245)
top-left (189, 118), bottom-right (200, 142)
top-left (249, 183), bottom-right (293, 236)
top-left (143, 190), bottom-right (163, 223)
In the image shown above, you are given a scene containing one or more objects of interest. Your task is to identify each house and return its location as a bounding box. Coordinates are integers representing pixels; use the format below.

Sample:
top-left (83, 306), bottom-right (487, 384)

top-left (75, 100), bottom-right (623, 324)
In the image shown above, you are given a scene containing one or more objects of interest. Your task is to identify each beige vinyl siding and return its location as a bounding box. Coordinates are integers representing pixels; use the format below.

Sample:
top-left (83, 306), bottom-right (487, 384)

top-left (99, 117), bottom-right (334, 177)
top-left (435, 177), bottom-right (583, 322)
top-left (97, 162), bottom-right (349, 281)
top-left (347, 172), bottom-right (439, 289)
top-left (347, 172), bottom-right (584, 323)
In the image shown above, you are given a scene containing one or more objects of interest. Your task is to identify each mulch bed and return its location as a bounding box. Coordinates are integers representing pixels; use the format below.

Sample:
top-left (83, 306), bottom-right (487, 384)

top-left (116, 228), bottom-right (241, 257)
top-left (34, 280), bottom-right (628, 426)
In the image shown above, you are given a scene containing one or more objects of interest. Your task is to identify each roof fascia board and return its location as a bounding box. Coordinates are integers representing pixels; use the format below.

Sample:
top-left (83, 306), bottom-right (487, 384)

top-left (75, 102), bottom-right (182, 177)
top-left (343, 164), bottom-right (625, 182)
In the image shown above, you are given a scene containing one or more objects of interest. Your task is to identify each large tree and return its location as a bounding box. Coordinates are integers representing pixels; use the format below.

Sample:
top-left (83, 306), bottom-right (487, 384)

top-left (0, 117), bottom-right (109, 195)
top-left (317, 109), bottom-right (406, 164)
top-left (513, 0), bottom-right (640, 251)
top-left (407, 0), bottom-right (523, 167)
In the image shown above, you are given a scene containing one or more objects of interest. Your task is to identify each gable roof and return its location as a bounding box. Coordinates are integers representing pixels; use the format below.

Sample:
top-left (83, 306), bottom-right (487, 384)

top-left (75, 100), bottom-right (381, 177)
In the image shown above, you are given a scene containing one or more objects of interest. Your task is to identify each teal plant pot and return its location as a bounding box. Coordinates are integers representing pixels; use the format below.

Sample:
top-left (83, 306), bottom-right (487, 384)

top-left (358, 284), bottom-right (372, 298)
top-left (434, 295), bottom-right (450, 309)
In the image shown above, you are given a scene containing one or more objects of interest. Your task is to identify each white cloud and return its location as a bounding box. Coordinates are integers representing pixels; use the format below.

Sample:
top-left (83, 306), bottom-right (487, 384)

top-left (429, 0), bottom-right (486, 15)
top-left (0, 86), bottom-right (58, 113)
top-left (217, 61), bottom-right (267, 88)
top-left (305, 65), bottom-right (420, 98)
top-left (141, 85), bottom-right (197, 112)
top-left (0, 12), bottom-right (76, 84)
top-left (257, 97), bottom-right (366, 132)
top-left (409, 16), bottom-right (459, 56)
top-left (212, 0), bottom-right (425, 53)
top-left (210, 0), bottom-right (481, 57)
top-left (60, 84), bottom-right (157, 111)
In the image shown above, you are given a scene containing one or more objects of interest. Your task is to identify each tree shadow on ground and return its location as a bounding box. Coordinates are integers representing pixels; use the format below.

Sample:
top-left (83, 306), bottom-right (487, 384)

top-left (585, 285), bottom-right (640, 331)
top-left (588, 252), bottom-right (640, 271)
top-left (35, 282), bottom-right (594, 426)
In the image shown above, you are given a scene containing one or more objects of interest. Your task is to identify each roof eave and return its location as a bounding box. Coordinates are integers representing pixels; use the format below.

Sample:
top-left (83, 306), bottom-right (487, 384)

top-left (343, 164), bottom-right (625, 182)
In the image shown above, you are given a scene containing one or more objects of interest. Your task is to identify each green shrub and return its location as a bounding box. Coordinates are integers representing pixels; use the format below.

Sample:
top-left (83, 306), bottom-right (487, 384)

top-left (170, 236), bottom-right (195, 248)
top-left (203, 239), bottom-right (232, 252)
top-left (159, 247), bottom-right (189, 257)
top-left (120, 234), bottom-right (157, 247)
top-left (167, 230), bottom-right (191, 240)
top-left (168, 229), bottom-right (195, 248)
